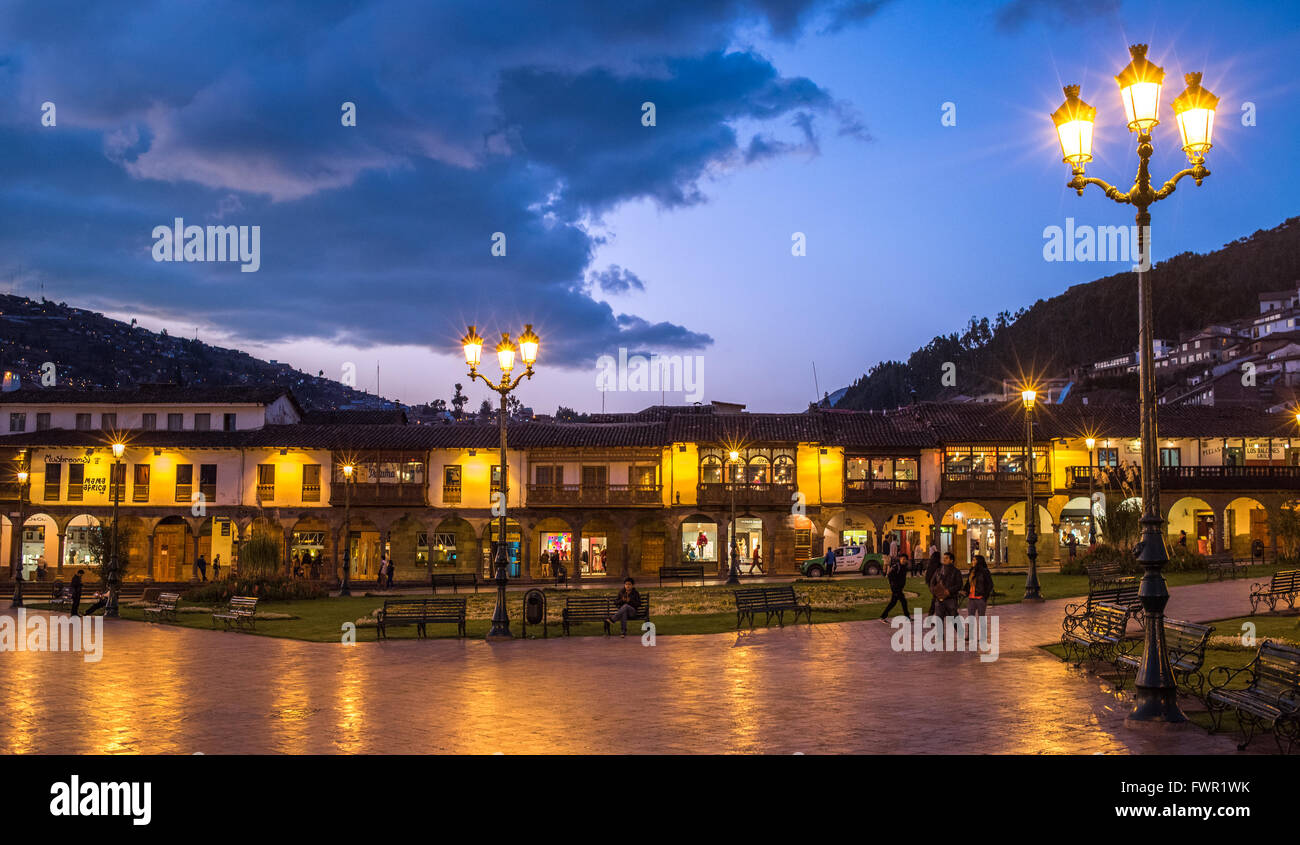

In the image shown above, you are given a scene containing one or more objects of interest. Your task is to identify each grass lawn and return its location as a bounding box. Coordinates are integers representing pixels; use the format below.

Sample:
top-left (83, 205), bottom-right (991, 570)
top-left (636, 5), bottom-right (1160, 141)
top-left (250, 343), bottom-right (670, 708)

top-left (36, 580), bottom-right (907, 642)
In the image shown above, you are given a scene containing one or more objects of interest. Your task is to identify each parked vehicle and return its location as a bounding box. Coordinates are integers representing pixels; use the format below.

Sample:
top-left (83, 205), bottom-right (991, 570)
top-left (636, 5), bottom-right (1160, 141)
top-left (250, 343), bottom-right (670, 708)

top-left (799, 546), bottom-right (885, 577)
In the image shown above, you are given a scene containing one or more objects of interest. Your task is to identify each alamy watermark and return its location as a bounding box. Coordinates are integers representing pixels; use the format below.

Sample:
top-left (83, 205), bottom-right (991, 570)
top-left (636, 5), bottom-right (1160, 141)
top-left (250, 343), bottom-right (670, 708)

top-left (596, 348), bottom-right (704, 403)
top-left (889, 610), bottom-right (999, 662)
top-left (1043, 218), bottom-right (1150, 271)
top-left (152, 217), bottom-right (260, 272)
top-left (1, 609), bottom-right (103, 662)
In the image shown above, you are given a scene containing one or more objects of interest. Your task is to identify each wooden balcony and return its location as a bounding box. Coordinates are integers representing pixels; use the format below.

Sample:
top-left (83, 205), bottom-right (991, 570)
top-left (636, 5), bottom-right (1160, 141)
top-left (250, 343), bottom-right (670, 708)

top-left (330, 485), bottom-right (427, 506)
top-left (696, 482), bottom-right (796, 508)
top-left (527, 483), bottom-right (662, 507)
top-left (1160, 465), bottom-right (1300, 491)
top-left (942, 472), bottom-right (1050, 498)
top-left (844, 478), bottom-right (921, 504)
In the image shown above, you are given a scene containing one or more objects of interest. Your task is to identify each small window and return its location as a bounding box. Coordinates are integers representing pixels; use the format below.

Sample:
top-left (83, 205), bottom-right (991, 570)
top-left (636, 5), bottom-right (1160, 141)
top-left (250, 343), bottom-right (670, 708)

top-left (44, 463), bottom-right (62, 501)
top-left (199, 464), bottom-right (217, 501)
top-left (75, 413), bottom-right (91, 431)
top-left (1160, 448), bottom-right (1181, 467)
top-left (35, 413), bottom-right (50, 431)
top-left (223, 413), bottom-right (237, 431)
top-left (175, 464), bottom-right (193, 503)
top-left (8, 413), bottom-right (25, 433)
top-left (101, 413), bottom-right (117, 431)
top-left (302, 464), bottom-right (321, 502)
top-left (141, 413), bottom-right (157, 431)
top-left (67, 464), bottom-right (84, 501)
top-left (167, 413), bottom-right (183, 431)
top-left (194, 413), bottom-right (211, 431)
top-left (133, 464), bottom-right (151, 502)
top-left (257, 464), bottom-right (275, 501)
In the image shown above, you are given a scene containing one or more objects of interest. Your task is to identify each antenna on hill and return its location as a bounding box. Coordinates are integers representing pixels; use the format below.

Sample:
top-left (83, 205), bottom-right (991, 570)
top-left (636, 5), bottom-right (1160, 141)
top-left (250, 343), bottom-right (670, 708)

top-left (812, 361), bottom-right (820, 405)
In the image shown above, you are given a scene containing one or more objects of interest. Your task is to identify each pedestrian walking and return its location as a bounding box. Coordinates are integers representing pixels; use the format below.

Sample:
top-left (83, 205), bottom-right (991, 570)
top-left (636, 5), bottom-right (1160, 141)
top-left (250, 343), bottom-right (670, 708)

top-left (929, 552), bottom-right (963, 619)
top-left (749, 544), bottom-right (764, 575)
top-left (69, 569), bottom-right (84, 616)
top-left (377, 554), bottom-right (387, 587)
top-left (212, 554), bottom-right (222, 580)
top-left (880, 554), bottom-right (910, 621)
top-left (924, 550), bottom-right (943, 615)
top-left (1067, 534), bottom-right (1078, 559)
top-left (385, 557), bottom-right (395, 588)
top-left (824, 545), bottom-right (836, 578)
top-left (196, 554), bottom-right (208, 582)
top-left (964, 554), bottom-right (994, 621)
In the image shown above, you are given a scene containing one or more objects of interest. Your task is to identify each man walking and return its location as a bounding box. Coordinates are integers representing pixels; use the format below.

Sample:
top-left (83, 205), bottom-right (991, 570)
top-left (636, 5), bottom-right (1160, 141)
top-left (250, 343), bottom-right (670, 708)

top-left (880, 554), bottom-right (909, 621)
top-left (824, 545), bottom-right (836, 578)
top-left (69, 569), bottom-right (84, 616)
top-left (929, 552), bottom-right (964, 620)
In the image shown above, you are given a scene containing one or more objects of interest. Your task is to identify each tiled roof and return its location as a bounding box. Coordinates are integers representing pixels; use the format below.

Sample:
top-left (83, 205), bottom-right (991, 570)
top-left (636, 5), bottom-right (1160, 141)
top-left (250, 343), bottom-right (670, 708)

top-left (1, 401), bottom-right (1294, 453)
top-left (300, 409), bottom-right (408, 425)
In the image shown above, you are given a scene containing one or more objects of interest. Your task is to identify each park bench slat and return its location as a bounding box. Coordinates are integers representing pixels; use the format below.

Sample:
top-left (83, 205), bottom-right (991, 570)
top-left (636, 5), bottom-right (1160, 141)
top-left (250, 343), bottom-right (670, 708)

top-left (1113, 618), bottom-right (1213, 696)
top-left (732, 586), bottom-right (811, 628)
top-left (659, 565), bottom-right (705, 586)
top-left (1249, 570), bottom-right (1300, 614)
top-left (144, 592), bottom-right (182, 623)
top-left (1206, 640), bottom-right (1300, 753)
top-left (212, 596), bottom-right (259, 631)
top-left (377, 597), bottom-right (467, 638)
top-left (561, 593), bottom-right (651, 635)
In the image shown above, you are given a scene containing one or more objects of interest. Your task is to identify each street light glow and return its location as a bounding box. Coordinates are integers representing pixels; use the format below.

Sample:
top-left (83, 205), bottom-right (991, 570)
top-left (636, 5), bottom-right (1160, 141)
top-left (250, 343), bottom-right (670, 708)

top-left (461, 325), bottom-right (484, 369)
top-left (1172, 72), bottom-right (1219, 157)
top-left (1051, 85), bottom-right (1096, 164)
top-left (1115, 44), bottom-right (1165, 133)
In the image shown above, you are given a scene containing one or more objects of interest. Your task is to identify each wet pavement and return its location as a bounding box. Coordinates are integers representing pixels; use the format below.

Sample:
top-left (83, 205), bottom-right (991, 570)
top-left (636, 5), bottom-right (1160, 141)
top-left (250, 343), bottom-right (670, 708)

top-left (0, 577), bottom-right (1271, 754)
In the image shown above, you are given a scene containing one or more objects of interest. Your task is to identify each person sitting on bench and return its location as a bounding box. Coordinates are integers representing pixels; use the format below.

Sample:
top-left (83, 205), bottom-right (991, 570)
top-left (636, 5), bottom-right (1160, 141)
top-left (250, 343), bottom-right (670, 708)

top-left (606, 578), bottom-right (642, 637)
top-left (82, 589), bottom-right (110, 617)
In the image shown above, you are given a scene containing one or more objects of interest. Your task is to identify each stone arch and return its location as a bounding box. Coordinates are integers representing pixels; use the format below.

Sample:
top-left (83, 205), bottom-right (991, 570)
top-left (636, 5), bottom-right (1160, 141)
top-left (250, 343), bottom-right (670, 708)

top-left (1166, 496), bottom-right (1215, 555)
top-left (677, 511), bottom-right (723, 567)
top-left (937, 502), bottom-right (993, 565)
top-left (630, 514), bottom-right (671, 576)
top-left (432, 515), bottom-right (478, 574)
top-left (1223, 496), bottom-right (1269, 558)
top-left (879, 508), bottom-right (934, 562)
top-left (152, 514), bottom-right (197, 582)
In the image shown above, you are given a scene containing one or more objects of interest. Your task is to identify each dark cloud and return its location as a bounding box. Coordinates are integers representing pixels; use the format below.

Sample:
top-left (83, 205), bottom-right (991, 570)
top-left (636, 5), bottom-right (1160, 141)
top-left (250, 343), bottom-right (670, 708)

top-left (994, 0), bottom-right (1122, 32)
top-left (588, 265), bottom-right (647, 295)
top-left (0, 0), bottom-right (877, 367)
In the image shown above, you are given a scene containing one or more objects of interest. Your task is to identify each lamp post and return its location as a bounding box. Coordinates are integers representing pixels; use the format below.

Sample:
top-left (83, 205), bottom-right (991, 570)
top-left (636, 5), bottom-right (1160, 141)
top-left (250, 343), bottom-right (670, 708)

top-left (462, 323), bottom-right (540, 640)
top-left (1086, 437), bottom-right (1097, 547)
top-left (339, 463), bottom-right (354, 596)
top-left (726, 450), bottom-right (741, 585)
top-left (1021, 390), bottom-right (1042, 601)
top-left (10, 464), bottom-right (29, 609)
top-left (1052, 44), bottom-right (1219, 724)
top-left (104, 442), bottom-right (125, 617)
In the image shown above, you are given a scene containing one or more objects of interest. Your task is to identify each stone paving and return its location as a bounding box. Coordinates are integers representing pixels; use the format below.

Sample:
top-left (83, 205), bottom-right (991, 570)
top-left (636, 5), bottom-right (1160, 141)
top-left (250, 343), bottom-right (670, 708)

top-left (0, 577), bottom-right (1278, 754)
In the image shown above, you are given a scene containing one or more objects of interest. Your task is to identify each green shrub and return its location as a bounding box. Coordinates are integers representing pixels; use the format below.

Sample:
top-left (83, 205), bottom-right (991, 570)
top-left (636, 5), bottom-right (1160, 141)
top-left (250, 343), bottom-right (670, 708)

top-left (1064, 543), bottom-right (1134, 576)
top-left (1165, 545), bottom-right (1208, 572)
top-left (183, 576), bottom-right (326, 603)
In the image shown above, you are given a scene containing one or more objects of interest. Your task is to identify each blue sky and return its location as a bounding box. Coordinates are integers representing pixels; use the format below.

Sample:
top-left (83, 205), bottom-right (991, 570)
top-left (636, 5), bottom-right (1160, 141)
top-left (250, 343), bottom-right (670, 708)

top-left (2, 0), bottom-right (1297, 412)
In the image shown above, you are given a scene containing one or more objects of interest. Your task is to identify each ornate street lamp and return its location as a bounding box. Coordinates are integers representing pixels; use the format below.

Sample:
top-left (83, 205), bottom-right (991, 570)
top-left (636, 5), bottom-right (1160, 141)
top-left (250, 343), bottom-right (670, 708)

top-left (462, 323), bottom-right (540, 640)
top-left (1021, 390), bottom-right (1043, 602)
top-left (339, 463), bottom-right (354, 596)
top-left (1051, 44), bottom-right (1220, 723)
top-left (104, 442), bottom-right (125, 617)
top-left (1085, 437), bottom-right (1098, 547)
top-left (726, 450), bottom-right (741, 585)
top-left (10, 463), bottom-right (29, 608)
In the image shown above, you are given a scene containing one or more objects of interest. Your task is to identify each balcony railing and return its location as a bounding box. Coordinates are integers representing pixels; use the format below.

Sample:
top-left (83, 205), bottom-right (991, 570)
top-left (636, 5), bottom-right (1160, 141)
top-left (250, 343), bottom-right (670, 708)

top-left (330, 484), bottom-right (427, 506)
top-left (942, 471), bottom-right (1050, 497)
top-left (527, 483), bottom-right (662, 506)
top-left (442, 484), bottom-right (462, 504)
top-left (697, 482), bottom-right (796, 507)
top-left (844, 478), bottom-right (920, 503)
top-left (1160, 465), bottom-right (1300, 490)
top-left (301, 483), bottom-right (321, 503)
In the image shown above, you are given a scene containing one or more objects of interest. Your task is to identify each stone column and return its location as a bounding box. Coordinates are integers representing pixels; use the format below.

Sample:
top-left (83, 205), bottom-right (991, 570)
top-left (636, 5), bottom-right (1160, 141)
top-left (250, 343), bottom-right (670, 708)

top-left (56, 532), bottom-right (67, 576)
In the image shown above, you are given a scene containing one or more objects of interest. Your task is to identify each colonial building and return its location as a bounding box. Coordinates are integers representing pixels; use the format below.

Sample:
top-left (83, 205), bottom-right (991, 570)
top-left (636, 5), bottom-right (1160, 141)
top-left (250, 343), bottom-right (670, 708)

top-left (3, 386), bottom-right (1298, 585)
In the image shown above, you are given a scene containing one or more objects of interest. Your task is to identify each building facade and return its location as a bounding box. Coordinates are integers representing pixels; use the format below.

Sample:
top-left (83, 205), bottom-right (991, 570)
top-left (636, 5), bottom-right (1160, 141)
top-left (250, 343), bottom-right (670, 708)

top-left (4, 388), bottom-right (1300, 584)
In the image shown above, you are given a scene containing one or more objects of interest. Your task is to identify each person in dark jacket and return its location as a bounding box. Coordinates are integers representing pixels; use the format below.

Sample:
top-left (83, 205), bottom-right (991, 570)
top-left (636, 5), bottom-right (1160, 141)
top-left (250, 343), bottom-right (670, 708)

top-left (924, 552), bottom-right (943, 614)
top-left (196, 554), bottom-right (208, 582)
top-left (929, 552), bottom-right (964, 619)
top-left (68, 569), bottom-right (84, 616)
top-left (964, 555), bottom-right (994, 620)
top-left (879, 555), bottom-right (910, 621)
top-left (605, 578), bottom-right (642, 637)
top-left (824, 545), bottom-right (836, 578)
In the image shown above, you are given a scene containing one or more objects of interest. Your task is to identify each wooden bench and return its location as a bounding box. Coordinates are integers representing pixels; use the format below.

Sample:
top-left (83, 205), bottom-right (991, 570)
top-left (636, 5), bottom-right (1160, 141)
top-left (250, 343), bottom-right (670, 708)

top-left (376, 597), bottom-right (467, 638)
top-left (1204, 553), bottom-right (1249, 582)
top-left (732, 586), bottom-right (812, 628)
top-left (1085, 561), bottom-right (1130, 588)
top-left (212, 596), bottom-right (258, 631)
top-left (430, 572), bottom-right (479, 594)
top-left (1206, 640), bottom-right (1300, 753)
top-left (659, 564), bottom-right (705, 586)
top-left (561, 593), bottom-right (651, 636)
top-left (1113, 618), bottom-right (1214, 696)
top-left (144, 592), bottom-right (182, 623)
top-left (1248, 569), bottom-right (1300, 614)
top-left (1061, 603), bottom-right (1133, 666)
top-left (1063, 581), bottom-right (1142, 633)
